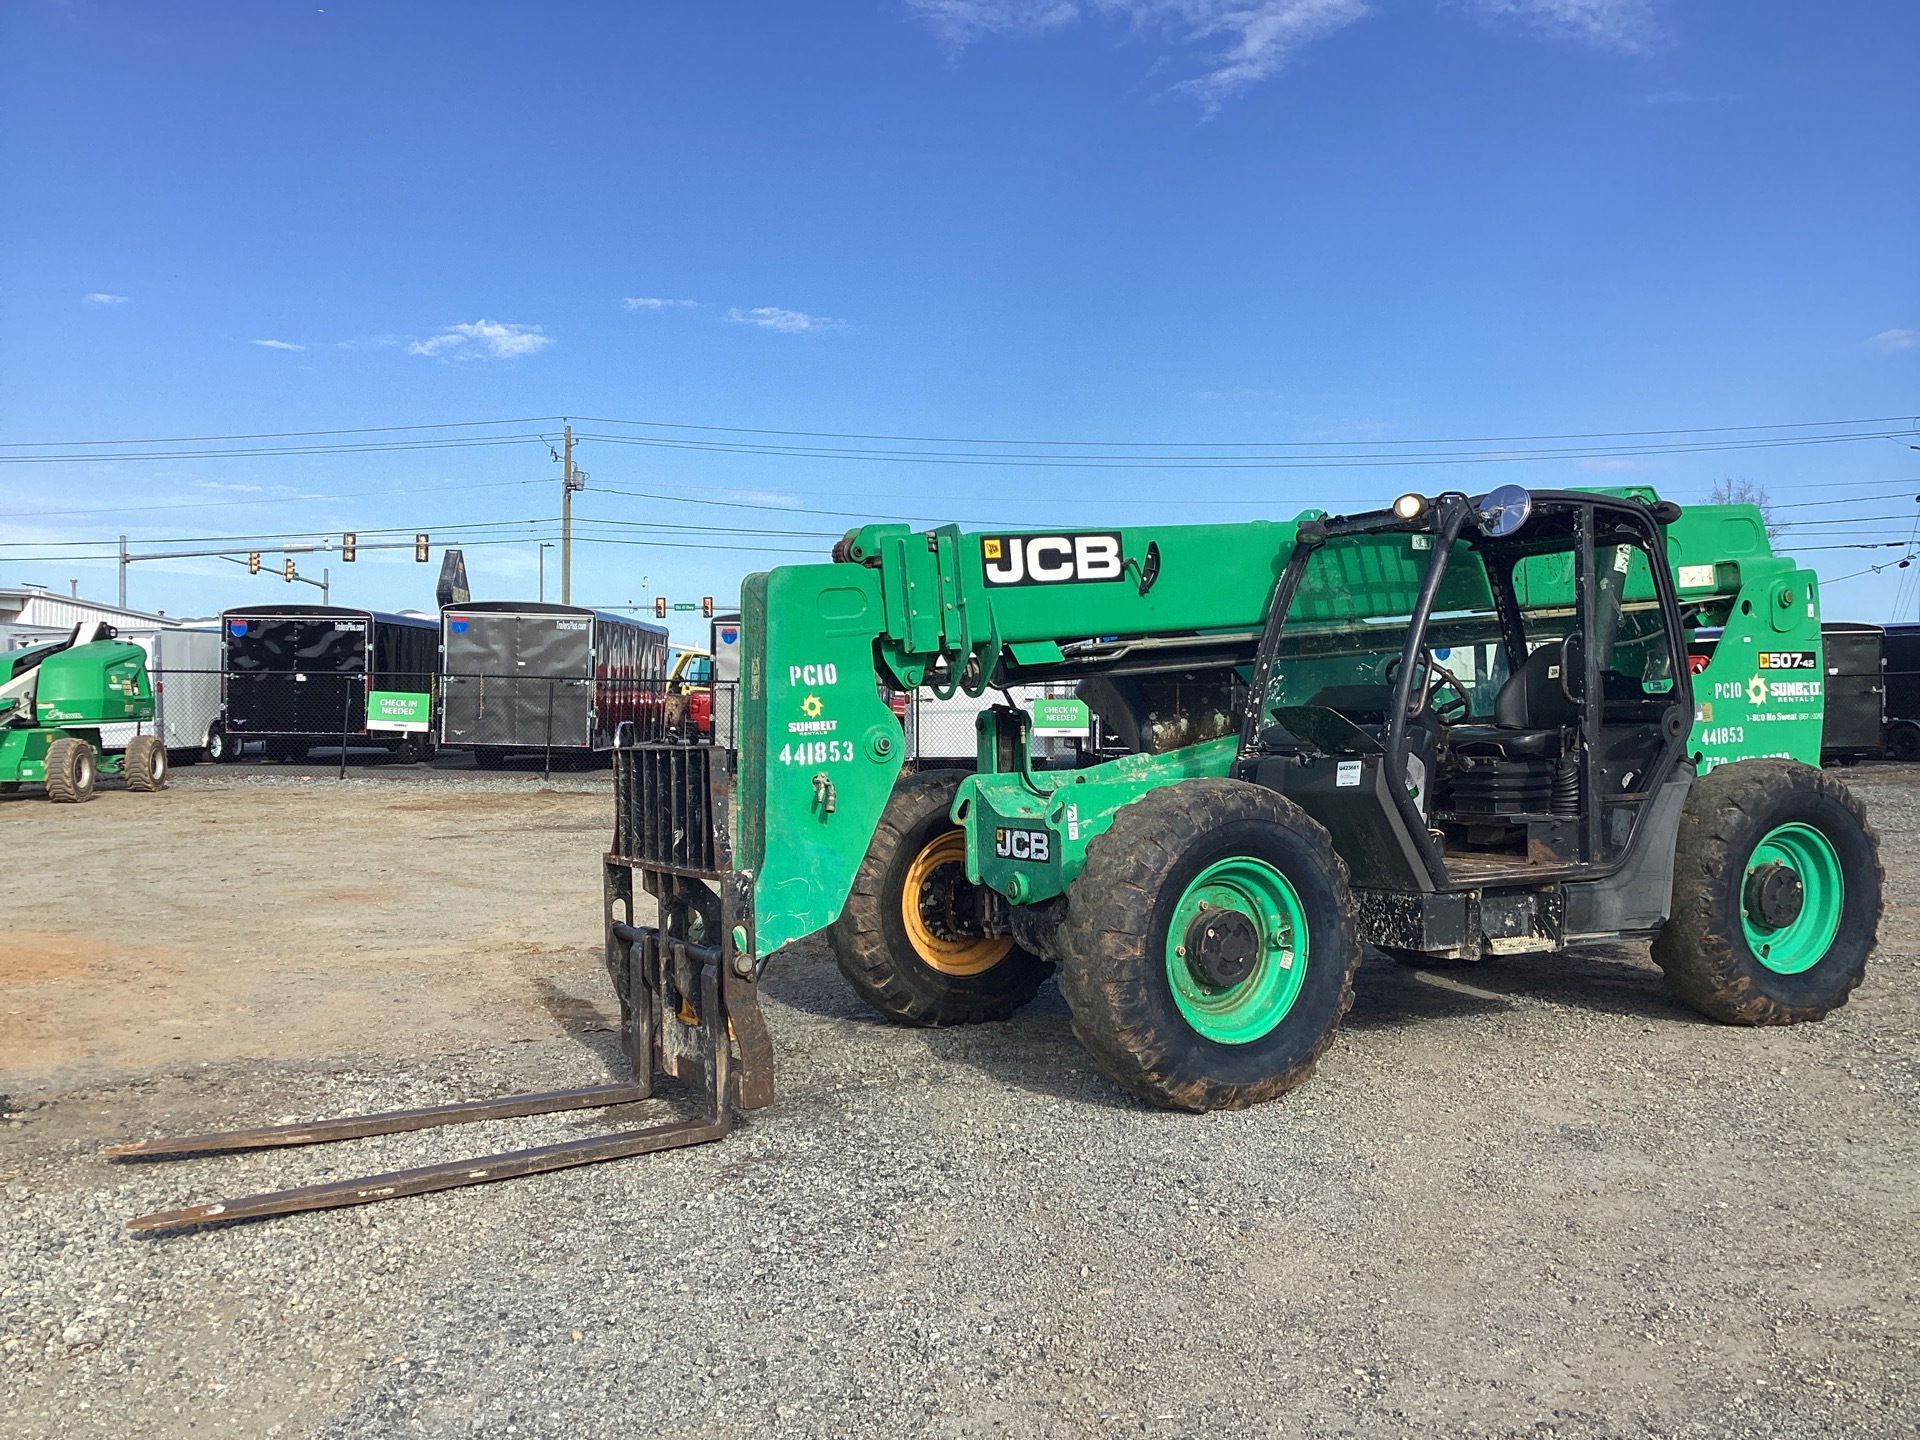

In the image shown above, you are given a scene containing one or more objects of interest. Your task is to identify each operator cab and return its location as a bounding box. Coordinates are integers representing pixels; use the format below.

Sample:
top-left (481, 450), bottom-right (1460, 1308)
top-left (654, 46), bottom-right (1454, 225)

top-left (1239, 486), bottom-right (1693, 892)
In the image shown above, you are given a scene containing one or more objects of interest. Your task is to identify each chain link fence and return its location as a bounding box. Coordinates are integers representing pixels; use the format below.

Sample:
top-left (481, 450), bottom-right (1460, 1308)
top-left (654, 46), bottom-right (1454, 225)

top-left (115, 669), bottom-right (1096, 779)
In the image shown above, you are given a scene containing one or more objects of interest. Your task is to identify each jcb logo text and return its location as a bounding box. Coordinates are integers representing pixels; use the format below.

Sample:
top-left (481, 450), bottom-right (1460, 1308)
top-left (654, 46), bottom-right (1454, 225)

top-left (994, 827), bottom-right (1051, 862)
top-left (981, 533), bottom-right (1125, 588)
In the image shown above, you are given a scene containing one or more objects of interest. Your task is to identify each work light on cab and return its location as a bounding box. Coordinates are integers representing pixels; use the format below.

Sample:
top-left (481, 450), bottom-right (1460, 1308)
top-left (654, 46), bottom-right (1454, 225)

top-left (1392, 493), bottom-right (1426, 521)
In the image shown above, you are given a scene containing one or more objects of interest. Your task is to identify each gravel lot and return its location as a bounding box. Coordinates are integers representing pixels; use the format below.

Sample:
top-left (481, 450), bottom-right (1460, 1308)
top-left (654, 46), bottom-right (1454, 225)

top-left (2, 763), bottom-right (1916, 1439)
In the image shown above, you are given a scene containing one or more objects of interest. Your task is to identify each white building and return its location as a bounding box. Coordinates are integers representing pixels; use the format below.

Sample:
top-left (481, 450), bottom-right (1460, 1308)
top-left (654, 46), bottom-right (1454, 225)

top-left (0, 586), bottom-right (188, 634)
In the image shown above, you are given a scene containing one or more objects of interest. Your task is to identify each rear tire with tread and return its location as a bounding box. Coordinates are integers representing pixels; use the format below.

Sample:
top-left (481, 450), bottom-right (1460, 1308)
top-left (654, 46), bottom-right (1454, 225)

top-left (124, 734), bottom-right (168, 792)
top-left (44, 737), bottom-right (97, 803)
top-left (1653, 759), bottom-right (1881, 1025)
top-left (1055, 778), bottom-right (1360, 1111)
top-left (829, 771), bottom-right (1050, 1026)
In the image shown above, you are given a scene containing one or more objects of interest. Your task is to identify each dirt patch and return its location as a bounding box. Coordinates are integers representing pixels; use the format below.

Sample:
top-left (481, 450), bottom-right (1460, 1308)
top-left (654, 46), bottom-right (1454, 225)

top-left (1, 933), bottom-right (135, 982)
top-left (0, 778), bottom-right (631, 1094)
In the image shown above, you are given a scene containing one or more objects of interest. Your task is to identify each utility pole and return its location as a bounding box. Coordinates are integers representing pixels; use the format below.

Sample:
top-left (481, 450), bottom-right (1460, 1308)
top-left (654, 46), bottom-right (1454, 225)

top-left (118, 535), bottom-right (128, 608)
top-left (560, 424), bottom-right (586, 605)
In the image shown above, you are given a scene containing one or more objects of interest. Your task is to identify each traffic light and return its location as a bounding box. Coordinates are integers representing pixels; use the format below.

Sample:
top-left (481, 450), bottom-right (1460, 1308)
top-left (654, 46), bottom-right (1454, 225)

top-left (283, 558), bottom-right (296, 583)
top-left (702, 596), bottom-right (713, 618)
top-left (653, 596), bottom-right (668, 619)
top-left (414, 533), bottom-right (430, 562)
top-left (342, 532), bottom-right (357, 562)
top-left (248, 552), bottom-right (260, 575)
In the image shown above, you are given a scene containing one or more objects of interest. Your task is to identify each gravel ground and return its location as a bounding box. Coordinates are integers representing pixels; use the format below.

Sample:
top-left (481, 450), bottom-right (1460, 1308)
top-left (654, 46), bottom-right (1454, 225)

top-left (3, 767), bottom-right (1917, 1439)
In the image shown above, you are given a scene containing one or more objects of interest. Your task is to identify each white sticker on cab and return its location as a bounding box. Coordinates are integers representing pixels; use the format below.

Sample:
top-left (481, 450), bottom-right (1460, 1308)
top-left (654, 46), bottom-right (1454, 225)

top-left (1336, 759), bottom-right (1363, 788)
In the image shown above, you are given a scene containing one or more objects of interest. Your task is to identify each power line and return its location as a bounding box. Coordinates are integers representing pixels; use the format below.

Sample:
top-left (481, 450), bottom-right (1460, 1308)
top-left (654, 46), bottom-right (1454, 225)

top-left (0, 417), bottom-right (564, 449)
top-left (0, 434), bottom-right (552, 464)
top-left (8, 410), bottom-right (1910, 453)
top-left (571, 411), bottom-right (1920, 450)
top-left (573, 426), bottom-right (1918, 470)
top-left (4, 476), bottom-right (547, 520)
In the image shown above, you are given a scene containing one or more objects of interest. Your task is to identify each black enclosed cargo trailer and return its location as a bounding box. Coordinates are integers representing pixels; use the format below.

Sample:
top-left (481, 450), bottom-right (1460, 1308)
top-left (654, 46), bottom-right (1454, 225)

top-left (1880, 623), bottom-right (1920, 760)
top-left (1820, 622), bottom-right (1885, 764)
top-left (439, 602), bottom-right (668, 765)
top-left (215, 604), bottom-right (439, 762)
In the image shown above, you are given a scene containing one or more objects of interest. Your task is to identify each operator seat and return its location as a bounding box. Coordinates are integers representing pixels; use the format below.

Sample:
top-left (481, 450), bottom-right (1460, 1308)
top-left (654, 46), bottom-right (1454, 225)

top-left (1443, 645), bottom-right (1579, 820)
top-left (1447, 644), bottom-right (1576, 759)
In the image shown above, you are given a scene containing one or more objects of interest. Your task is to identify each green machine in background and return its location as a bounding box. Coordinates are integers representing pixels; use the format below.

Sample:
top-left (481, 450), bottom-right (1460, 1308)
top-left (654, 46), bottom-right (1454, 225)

top-left (0, 622), bottom-right (169, 802)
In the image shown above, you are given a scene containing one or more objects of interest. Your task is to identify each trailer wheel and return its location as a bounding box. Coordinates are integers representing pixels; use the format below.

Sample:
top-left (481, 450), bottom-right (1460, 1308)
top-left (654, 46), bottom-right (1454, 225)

top-left (1886, 723), bottom-right (1920, 762)
top-left (829, 771), bottom-right (1050, 1026)
top-left (1054, 779), bottom-right (1359, 1111)
top-left (1653, 759), bottom-right (1881, 1025)
top-left (124, 734), bottom-right (168, 792)
top-left (206, 725), bottom-right (239, 764)
top-left (44, 737), bottom-right (97, 804)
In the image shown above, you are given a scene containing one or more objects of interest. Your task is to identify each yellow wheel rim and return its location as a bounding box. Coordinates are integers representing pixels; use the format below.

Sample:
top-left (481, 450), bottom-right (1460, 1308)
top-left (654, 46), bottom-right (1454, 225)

top-left (900, 829), bottom-right (1014, 977)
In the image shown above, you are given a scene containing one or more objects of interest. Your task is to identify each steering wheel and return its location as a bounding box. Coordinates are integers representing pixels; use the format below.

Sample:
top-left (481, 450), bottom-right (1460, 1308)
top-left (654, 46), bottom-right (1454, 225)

top-left (1386, 650), bottom-right (1474, 723)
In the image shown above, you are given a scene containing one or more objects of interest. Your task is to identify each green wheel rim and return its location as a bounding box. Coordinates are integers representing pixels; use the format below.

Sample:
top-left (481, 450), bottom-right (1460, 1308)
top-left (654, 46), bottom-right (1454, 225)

top-left (1742, 822), bottom-right (1844, 975)
top-left (1165, 857), bottom-right (1309, 1045)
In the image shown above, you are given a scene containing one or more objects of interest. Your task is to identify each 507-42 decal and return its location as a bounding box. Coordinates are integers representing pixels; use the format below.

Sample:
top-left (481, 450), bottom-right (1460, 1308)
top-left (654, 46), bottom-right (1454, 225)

top-left (779, 740), bottom-right (853, 764)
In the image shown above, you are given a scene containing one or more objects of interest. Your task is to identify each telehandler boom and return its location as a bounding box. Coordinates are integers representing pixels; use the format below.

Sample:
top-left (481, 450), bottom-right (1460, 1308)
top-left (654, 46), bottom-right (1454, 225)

top-left (115, 485), bottom-right (1880, 1228)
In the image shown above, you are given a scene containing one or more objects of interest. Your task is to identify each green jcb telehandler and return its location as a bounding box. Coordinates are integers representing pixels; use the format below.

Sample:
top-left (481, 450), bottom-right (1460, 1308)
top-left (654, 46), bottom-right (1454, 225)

top-left (114, 485), bottom-right (1881, 1231)
top-left (0, 621), bottom-right (169, 801)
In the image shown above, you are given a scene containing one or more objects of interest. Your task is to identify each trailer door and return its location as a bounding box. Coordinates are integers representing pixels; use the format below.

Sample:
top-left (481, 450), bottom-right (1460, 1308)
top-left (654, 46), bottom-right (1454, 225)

top-left (519, 615), bottom-right (593, 748)
top-left (442, 611), bottom-right (511, 747)
top-left (226, 616), bottom-right (367, 735)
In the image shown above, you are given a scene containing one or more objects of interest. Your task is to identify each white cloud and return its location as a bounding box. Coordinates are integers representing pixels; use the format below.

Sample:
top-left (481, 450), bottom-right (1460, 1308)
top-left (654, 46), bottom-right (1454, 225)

top-left (907, 1), bottom-right (1372, 107)
top-left (622, 296), bottom-right (697, 311)
top-left (908, 0), bottom-right (1659, 107)
top-left (1460, 0), bottom-right (1658, 52)
top-left (251, 338), bottom-right (305, 351)
top-left (727, 306), bottom-right (842, 334)
top-left (83, 292), bottom-right (128, 305)
top-left (1869, 328), bottom-right (1918, 355)
top-left (408, 319), bottom-right (552, 359)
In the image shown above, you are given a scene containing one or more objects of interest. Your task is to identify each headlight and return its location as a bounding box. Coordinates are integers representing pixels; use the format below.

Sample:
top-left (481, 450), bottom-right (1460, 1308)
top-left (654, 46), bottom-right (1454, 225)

top-left (1392, 493), bottom-right (1427, 521)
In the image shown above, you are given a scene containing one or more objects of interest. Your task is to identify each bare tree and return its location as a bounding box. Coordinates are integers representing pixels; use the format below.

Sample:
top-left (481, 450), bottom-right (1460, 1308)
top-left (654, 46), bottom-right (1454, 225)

top-left (1709, 476), bottom-right (1783, 544)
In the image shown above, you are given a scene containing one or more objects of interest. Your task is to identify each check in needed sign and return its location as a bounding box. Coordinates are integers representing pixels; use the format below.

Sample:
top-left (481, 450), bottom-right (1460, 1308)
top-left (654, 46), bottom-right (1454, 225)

top-left (367, 691), bottom-right (432, 732)
top-left (1031, 697), bottom-right (1091, 738)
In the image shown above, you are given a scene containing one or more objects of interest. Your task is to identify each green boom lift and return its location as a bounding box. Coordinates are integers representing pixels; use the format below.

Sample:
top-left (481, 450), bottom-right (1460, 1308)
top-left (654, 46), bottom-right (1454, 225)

top-left (112, 485), bottom-right (1883, 1231)
top-left (0, 622), bottom-right (169, 801)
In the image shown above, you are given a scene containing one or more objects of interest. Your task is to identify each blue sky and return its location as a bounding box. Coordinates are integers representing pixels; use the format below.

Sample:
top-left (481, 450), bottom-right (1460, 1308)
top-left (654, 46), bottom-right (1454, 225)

top-left (1, 0), bottom-right (1915, 639)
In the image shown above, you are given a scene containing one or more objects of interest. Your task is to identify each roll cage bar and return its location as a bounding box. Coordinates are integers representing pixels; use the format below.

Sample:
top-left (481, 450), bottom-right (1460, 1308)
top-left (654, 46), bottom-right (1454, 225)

top-left (1239, 489), bottom-right (1695, 892)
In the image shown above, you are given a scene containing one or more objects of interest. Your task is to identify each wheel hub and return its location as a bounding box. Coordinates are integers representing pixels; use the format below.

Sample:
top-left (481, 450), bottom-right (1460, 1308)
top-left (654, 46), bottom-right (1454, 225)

top-left (1744, 861), bottom-right (1804, 930)
top-left (1184, 908), bottom-right (1260, 989)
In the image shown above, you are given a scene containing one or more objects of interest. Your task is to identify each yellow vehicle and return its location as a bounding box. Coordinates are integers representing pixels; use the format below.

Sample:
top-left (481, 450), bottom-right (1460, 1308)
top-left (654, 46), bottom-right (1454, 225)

top-left (664, 649), bottom-right (714, 738)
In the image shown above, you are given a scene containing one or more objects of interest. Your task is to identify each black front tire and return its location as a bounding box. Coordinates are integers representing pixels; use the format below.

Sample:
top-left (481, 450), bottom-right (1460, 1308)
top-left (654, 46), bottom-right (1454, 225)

top-left (1653, 759), bottom-right (1881, 1025)
top-left (1054, 779), bottom-right (1359, 1112)
top-left (828, 771), bottom-right (1050, 1026)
